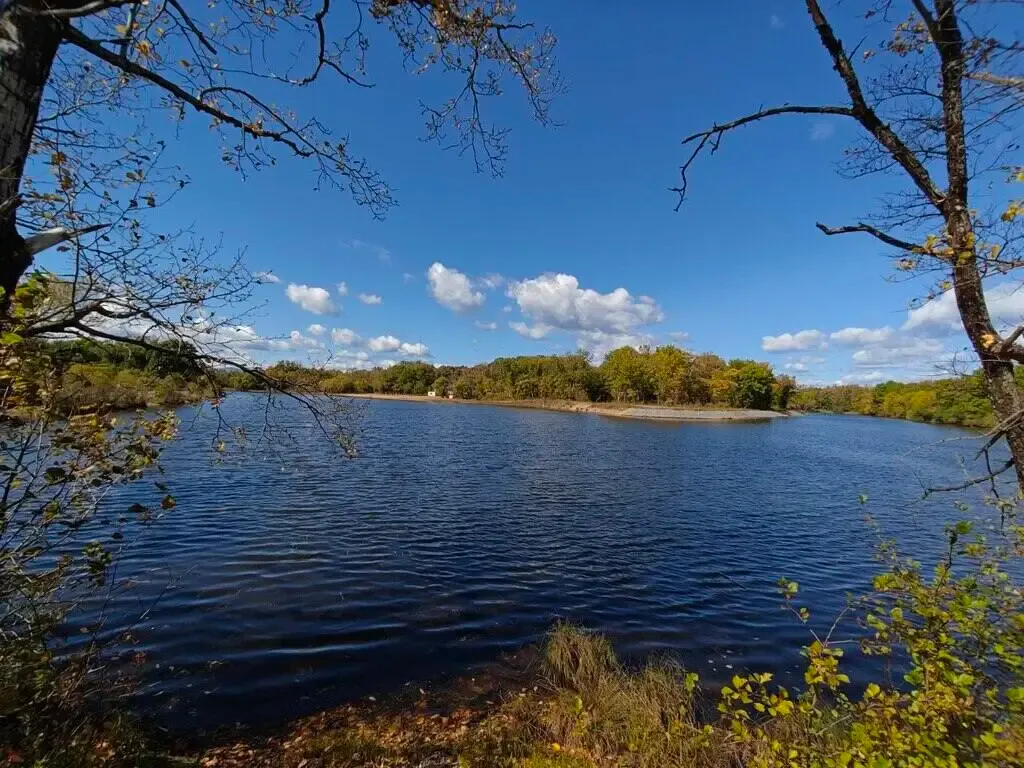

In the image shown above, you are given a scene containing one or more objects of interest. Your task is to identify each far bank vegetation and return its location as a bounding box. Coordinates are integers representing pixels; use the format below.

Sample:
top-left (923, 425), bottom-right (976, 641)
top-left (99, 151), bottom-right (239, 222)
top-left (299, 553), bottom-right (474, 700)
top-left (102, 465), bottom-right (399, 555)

top-left (233, 345), bottom-right (794, 412)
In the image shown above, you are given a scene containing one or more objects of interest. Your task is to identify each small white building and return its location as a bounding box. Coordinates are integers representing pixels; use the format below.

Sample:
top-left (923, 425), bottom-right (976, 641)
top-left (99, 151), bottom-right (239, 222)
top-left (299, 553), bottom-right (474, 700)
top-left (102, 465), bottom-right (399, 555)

top-left (427, 390), bottom-right (437, 397)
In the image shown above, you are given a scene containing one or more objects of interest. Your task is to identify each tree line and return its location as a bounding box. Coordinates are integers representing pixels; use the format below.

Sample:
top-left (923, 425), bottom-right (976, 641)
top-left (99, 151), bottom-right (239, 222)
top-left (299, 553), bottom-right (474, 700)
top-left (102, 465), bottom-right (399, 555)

top-left (247, 345), bottom-right (796, 412)
top-left (787, 370), bottom-right (1017, 428)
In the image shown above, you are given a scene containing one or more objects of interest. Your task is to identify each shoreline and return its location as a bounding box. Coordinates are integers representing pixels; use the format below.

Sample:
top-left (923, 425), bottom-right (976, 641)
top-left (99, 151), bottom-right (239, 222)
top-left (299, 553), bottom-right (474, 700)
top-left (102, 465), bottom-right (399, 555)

top-left (341, 393), bottom-right (784, 422)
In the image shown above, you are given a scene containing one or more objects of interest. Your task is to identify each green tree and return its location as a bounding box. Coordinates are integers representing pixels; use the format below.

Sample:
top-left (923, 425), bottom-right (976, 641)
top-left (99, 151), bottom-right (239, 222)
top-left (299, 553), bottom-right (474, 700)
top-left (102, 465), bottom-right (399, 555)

top-left (731, 362), bottom-right (775, 410)
top-left (601, 347), bottom-right (655, 403)
top-left (651, 345), bottom-right (692, 404)
top-left (431, 376), bottom-right (450, 396)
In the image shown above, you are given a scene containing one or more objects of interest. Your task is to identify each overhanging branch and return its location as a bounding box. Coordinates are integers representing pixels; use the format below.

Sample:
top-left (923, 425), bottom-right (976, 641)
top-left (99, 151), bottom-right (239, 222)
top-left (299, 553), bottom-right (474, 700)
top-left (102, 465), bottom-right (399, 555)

top-left (815, 222), bottom-right (919, 252)
top-left (63, 27), bottom-right (314, 158)
top-left (672, 104), bottom-right (854, 207)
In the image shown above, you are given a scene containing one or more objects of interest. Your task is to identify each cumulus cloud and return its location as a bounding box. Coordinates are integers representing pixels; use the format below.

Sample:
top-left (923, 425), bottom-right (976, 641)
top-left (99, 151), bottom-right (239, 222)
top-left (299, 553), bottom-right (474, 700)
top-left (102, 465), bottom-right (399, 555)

top-left (366, 334), bottom-right (428, 357)
top-left (510, 321), bottom-right (553, 339)
top-left (837, 370), bottom-right (886, 385)
top-left (255, 271), bottom-right (281, 284)
top-left (851, 338), bottom-right (944, 367)
top-left (784, 355), bottom-right (826, 372)
top-left (307, 323), bottom-right (326, 336)
top-left (903, 284), bottom-right (1024, 334)
top-left (475, 320), bottom-right (498, 331)
top-left (284, 330), bottom-right (325, 350)
top-left (337, 281), bottom-right (349, 296)
top-left (330, 327), bottom-right (360, 345)
top-left (761, 329), bottom-right (827, 352)
top-left (830, 326), bottom-right (893, 345)
top-left (368, 335), bottom-right (401, 352)
top-left (506, 273), bottom-right (663, 335)
top-left (358, 293), bottom-right (383, 305)
top-left (427, 262), bottom-right (485, 312)
top-left (667, 331), bottom-right (690, 342)
top-left (578, 330), bottom-right (654, 362)
top-left (286, 283), bottom-right (337, 315)
top-left (399, 341), bottom-right (429, 357)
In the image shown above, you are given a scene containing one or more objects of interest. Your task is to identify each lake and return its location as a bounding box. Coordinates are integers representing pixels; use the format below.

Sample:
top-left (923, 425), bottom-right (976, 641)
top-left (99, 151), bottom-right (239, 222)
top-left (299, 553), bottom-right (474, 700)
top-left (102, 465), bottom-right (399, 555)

top-left (71, 394), bottom-right (1002, 733)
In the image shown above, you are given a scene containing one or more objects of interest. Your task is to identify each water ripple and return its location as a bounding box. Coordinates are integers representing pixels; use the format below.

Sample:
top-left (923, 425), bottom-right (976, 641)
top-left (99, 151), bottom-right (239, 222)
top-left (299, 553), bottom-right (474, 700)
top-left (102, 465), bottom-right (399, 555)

top-left (66, 395), bottom-right (1001, 733)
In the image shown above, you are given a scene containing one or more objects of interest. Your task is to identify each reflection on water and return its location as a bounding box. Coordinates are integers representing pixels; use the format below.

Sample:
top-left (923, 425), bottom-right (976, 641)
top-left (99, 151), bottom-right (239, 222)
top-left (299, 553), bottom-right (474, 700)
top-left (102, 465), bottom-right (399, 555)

top-left (70, 394), bottom-right (997, 732)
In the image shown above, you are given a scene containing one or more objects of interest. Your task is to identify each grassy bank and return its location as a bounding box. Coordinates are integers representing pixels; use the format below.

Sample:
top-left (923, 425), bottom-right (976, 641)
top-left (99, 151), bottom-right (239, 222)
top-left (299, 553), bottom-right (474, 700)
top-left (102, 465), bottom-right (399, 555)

top-left (195, 618), bottom-right (1022, 768)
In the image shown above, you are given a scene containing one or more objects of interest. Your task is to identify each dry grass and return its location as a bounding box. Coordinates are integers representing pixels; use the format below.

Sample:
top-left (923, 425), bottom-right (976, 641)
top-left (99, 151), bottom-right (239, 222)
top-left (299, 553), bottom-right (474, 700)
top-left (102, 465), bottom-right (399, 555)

top-left (193, 624), bottom-right (828, 768)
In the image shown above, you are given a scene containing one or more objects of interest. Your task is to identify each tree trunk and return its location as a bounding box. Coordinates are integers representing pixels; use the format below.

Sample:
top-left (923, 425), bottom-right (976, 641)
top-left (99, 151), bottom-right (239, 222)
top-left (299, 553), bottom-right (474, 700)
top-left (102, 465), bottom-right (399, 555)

top-left (0, 10), bottom-right (63, 318)
top-left (950, 217), bottom-right (1024, 488)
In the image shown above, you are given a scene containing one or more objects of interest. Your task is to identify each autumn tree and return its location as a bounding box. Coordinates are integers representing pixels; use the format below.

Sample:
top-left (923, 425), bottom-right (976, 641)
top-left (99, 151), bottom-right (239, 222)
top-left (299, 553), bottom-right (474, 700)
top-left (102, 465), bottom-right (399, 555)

top-left (0, 2), bottom-right (556, 760)
top-left (0, 0), bottom-right (556, 356)
top-left (678, 0), bottom-right (1024, 485)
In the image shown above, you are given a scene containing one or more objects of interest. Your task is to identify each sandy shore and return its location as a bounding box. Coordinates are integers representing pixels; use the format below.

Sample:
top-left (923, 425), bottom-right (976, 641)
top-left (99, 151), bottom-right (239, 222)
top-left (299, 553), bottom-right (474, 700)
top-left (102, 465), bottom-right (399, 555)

top-left (342, 393), bottom-right (784, 422)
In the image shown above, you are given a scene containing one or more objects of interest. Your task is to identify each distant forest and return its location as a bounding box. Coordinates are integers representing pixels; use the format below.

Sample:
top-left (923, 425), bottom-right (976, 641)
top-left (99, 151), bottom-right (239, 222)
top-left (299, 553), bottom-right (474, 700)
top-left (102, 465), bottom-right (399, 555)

top-left (33, 338), bottom-right (1011, 427)
top-left (225, 346), bottom-right (795, 411)
top-left (788, 371), bottom-right (1018, 428)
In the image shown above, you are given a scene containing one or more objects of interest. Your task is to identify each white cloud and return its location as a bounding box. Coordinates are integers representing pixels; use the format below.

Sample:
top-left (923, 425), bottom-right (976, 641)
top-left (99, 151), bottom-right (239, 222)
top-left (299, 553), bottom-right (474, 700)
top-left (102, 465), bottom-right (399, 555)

top-left (358, 293), bottom-right (383, 305)
top-left (506, 273), bottom-right (664, 335)
top-left (337, 281), bottom-right (349, 297)
top-left (578, 330), bottom-right (654, 363)
top-left (478, 273), bottom-right (505, 290)
top-left (399, 341), bottom-right (429, 357)
top-left (475, 320), bottom-right (498, 331)
top-left (501, 305), bottom-right (513, 313)
top-left (810, 121), bottom-right (835, 141)
top-left (770, 13), bottom-right (784, 29)
top-left (330, 327), bottom-right (360, 345)
top-left (667, 331), bottom-right (690, 342)
top-left (510, 321), bottom-right (553, 339)
top-left (307, 323), bottom-right (326, 336)
top-left (784, 355), bottom-right (825, 373)
top-left (427, 262), bottom-right (485, 312)
top-left (366, 334), bottom-right (429, 357)
top-left (761, 329), bottom-right (827, 352)
top-left (368, 334), bottom-right (401, 352)
top-left (903, 283), bottom-right (1024, 334)
top-left (286, 283), bottom-right (337, 315)
top-left (837, 370), bottom-right (886, 385)
top-left (255, 271), bottom-right (281, 284)
top-left (284, 329), bottom-right (325, 350)
top-left (830, 326), bottom-right (893, 345)
top-left (403, 272), bottom-right (416, 284)
top-left (851, 338), bottom-right (944, 367)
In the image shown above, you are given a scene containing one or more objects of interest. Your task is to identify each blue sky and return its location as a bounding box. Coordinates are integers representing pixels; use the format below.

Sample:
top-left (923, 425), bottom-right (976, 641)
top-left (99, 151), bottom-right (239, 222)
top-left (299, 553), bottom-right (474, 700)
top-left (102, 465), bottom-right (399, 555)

top-left (64, 1), bottom-right (1024, 384)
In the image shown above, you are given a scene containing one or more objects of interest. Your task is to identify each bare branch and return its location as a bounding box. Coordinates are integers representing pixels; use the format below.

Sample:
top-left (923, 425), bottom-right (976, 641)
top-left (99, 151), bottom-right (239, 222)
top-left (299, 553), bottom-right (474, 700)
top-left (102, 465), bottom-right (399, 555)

top-left (672, 105), bottom-right (854, 207)
top-left (968, 71), bottom-right (1024, 91)
top-left (24, 223), bottom-right (106, 257)
top-left (815, 221), bottom-right (920, 252)
top-left (63, 27), bottom-right (313, 157)
top-left (803, 0), bottom-right (946, 209)
top-left (165, 0), bottom-right (216, 54)
top-left (921, 457), bottom-right (1015, 498)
